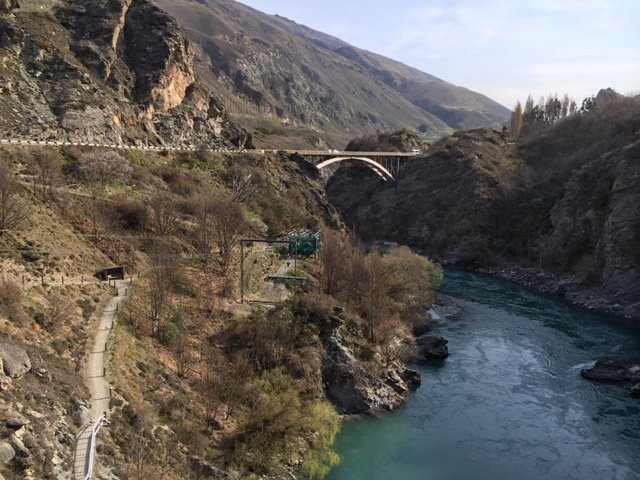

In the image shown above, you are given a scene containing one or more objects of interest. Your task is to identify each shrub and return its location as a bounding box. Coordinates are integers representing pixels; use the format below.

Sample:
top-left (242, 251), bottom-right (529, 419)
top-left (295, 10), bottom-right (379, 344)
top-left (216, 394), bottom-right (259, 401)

top-left (0, 280), bottom-right (28, 324)
top-left (111, 195), bottom-right (148, 231)
top-left (226, 368), bottom-right (340, 477)
top-left (159, 322), bottom-right (180, 347)
top-left (155, 166), bottom-right (196, 196)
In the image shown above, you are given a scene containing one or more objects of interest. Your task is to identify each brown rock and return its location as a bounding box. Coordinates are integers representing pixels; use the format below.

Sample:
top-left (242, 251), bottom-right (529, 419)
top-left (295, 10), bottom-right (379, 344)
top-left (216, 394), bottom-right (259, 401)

top-left (0, 0), bottom-right (18, 14)
top-left (0, 343), bottom-right (31, 378)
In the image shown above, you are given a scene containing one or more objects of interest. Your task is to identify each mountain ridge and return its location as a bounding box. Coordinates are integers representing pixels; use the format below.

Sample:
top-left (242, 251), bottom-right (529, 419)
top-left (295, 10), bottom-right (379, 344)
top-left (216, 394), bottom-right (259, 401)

top-left (152, 0), bottom-right (510, 147)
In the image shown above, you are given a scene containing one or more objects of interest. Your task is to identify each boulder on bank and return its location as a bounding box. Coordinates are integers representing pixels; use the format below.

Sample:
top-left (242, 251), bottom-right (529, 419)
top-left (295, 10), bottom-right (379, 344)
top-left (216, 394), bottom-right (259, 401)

top-left (416, 335), bottom-right (449, 360)
top-left (0, 344), bottom-right (31, 378)
top-left (580, 358), bottom-right (640, 383)
top-left (400, 368), bottom-right (421, 390)
top-left (581, 358), bottom-right (640, 398)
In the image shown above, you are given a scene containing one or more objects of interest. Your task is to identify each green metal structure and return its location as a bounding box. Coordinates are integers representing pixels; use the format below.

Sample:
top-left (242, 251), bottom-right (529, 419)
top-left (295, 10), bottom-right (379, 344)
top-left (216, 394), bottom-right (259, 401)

top-left (288, 230), bottom-right (322, 257)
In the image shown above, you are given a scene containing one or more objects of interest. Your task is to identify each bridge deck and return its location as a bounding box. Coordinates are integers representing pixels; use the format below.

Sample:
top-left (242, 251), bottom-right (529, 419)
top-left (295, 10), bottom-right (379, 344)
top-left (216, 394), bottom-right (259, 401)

top-left (280, 150), bottom-right (418, 157)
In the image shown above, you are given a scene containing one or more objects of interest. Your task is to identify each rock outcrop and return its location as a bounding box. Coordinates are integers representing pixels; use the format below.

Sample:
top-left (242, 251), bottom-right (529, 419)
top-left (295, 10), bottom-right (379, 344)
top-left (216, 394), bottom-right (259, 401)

top-left (416, 335), bottom-right (449, 360)
top-left (0, 344), bottom-right (30, 378)
top-left (581, 358), bottom-right (640, 397)
top-left (581, 358), bottom-right (640, 383)
top-left (190, 456), bottom-right (230, 479)
top-left (0, 0), bottom-right (18, 14)
top-left (322, 331), bottom-right (420, 414)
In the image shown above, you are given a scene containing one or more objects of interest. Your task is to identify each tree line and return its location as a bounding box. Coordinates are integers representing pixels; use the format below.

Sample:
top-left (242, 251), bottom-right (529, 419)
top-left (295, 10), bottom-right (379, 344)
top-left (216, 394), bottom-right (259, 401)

top-left (510, 93), bottom-right (599, 137)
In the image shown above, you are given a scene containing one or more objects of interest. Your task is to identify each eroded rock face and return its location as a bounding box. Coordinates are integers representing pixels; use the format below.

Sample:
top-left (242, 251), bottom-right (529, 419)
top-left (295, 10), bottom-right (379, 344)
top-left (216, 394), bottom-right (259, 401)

top-left (0, 343), bottom-right (31, 378)
top-left (0, 0), bottom-right (250, 147)
top-left (124, 0), bottom-right (195, 111)
top-left (59, 0), bottom-right (195, 113)
top-left (322, 332), bottom-right (419, 415)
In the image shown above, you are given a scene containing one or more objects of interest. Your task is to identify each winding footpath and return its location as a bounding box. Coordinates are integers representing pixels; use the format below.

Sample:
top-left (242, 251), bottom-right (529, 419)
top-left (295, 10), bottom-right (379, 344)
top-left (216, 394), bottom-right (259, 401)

top-left (73, 281), bottom-right (128, 480)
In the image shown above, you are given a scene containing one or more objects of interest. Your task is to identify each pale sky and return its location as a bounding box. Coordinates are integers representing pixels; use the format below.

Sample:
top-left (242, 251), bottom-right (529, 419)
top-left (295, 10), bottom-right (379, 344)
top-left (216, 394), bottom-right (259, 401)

top-left (239, 0), bottom-right (640, 109)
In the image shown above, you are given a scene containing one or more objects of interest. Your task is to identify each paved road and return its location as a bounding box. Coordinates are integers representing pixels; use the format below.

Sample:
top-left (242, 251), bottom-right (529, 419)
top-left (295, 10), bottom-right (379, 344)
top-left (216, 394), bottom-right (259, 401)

top-left (0, 138), bottom-right (416, 157)
top-left (73, 280), bottom-right (128, 480)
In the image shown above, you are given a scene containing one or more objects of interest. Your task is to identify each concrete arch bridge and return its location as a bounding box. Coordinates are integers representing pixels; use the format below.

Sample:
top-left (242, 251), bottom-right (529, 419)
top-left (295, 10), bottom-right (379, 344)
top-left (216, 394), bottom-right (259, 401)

top-left (279, 150), bottom-right (420, 181)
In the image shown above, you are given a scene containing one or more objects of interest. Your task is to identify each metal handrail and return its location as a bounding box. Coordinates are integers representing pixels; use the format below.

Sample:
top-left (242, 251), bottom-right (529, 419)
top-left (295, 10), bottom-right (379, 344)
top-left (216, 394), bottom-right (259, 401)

top-left (74, 415), bottom-right (106, 480)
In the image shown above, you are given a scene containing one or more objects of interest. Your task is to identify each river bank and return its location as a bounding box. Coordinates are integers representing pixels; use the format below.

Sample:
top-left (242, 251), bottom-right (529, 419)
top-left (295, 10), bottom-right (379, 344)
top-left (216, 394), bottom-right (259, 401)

top-left (327, 268), bottom-right (640, 480)
top-left (477, 265), bottom-right (639, 323)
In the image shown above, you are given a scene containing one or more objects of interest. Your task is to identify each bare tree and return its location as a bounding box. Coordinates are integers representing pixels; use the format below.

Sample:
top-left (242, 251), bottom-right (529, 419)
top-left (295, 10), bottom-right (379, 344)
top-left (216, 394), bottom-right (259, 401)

top-left (30, 150), bottom-right (63, 203)
top-left (82, 191), bottom-right (108, 244)
top-left (319, 229), bottom-right (346, 296)
top-left (231, 171), bottom-right (253, 203)
top-left (200, 346), bottom-right (224, 432)
top-left (77, 150), bottom-right (132, 244)
top-left (510, 100), bottom-right (523, 138)
top-left (44, 292), bottom-right (76, 328)
top-left (210, 196), bottom-right (246, 274)
top-left (148, 189), bottom-right (179, 236)
top-left (363, 250), bottom-right (388, 342)
top-left (173, 327), bottom-right (192, 378)
top-left (192, 197), bottom-right (216, 269)
top-left (345, 233), bottom-right (368, 305)
top-left (0, 161), bottom-right (28, 236)
top-left (125, 254), bottom-right (174, 337)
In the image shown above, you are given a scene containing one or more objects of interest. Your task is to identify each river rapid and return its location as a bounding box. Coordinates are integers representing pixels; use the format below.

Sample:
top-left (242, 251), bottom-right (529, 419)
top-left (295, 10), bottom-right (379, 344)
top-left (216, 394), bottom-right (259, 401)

top-left (327, 268), bottom-right (640, 480)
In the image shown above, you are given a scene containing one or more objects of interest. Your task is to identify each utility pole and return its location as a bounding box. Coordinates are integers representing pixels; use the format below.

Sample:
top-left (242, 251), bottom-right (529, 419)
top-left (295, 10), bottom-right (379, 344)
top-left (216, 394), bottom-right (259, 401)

top-left (293, 239), bottom-right (298, 278)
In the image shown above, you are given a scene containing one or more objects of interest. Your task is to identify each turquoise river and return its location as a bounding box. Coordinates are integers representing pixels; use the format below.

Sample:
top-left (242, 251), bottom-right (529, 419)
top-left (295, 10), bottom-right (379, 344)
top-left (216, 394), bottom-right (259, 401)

top-left (327, 268), bottom-right (640, 480)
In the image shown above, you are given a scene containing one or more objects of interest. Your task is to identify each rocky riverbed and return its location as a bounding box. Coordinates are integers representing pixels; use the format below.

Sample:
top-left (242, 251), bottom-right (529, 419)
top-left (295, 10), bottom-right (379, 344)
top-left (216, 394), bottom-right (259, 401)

top-left (479, 266), bottom-right (638, 321)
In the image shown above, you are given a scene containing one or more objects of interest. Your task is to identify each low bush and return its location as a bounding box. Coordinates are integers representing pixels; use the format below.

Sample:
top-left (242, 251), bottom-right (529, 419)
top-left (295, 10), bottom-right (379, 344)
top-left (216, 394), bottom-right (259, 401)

top-left (159, 322), bottom-right (180, 347)
top-left (110, 194), bottom-right (148, 231)
top-left (0, 280), bottom-right (28, 324)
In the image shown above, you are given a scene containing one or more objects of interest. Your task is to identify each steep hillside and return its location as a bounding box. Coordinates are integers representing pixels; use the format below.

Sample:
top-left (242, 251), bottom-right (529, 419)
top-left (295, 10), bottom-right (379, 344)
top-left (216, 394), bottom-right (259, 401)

top-left (152, 0), bottom-right (510, 147)
top-left (0, 0), bottom-right (250, 147)
top-left (328, 95), bottom-right (640, 320)
top-left (0, 141), bottom-right (444, 479)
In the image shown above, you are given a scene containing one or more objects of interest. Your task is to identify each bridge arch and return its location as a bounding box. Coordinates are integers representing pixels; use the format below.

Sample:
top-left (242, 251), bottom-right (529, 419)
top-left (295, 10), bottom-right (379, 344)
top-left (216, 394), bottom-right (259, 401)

top-left (315, 156), bottom-right (394, 181)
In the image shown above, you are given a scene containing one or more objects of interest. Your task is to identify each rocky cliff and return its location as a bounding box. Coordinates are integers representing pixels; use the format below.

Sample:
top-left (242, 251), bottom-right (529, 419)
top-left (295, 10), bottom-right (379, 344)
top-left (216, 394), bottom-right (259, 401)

top-left (0, 0), bottom-right (510, 148)
top-left (328, 95), bottom-right (640, 320)
top-left (0, 0), bottom-right (251, 147)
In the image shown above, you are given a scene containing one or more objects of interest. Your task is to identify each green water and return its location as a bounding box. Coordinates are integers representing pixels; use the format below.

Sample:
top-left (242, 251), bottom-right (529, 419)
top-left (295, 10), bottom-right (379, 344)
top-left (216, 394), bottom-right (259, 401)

top-left (327, 269), bottom-right (640, 480)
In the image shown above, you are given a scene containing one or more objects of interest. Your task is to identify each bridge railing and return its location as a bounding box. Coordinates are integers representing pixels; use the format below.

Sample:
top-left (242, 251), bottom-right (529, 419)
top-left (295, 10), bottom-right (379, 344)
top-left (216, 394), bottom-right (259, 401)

top-left (74, 415), bottom-right (106, 480)
top-left (1, 138), bottom-right (420, 160)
